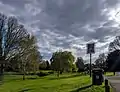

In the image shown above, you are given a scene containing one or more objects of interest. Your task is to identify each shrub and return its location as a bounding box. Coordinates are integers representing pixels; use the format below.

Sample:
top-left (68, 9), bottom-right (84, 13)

top-left (36, 72), bottom-right (49, 77)
top-left (48, 71), bottom-right (54, 74)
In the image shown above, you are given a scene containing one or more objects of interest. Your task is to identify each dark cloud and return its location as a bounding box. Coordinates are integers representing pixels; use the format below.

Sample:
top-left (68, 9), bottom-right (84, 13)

top-left (43, 0), bottom-right (106, 31)
top-left (0, 0), bottom-right (120, 60)
top-left (88, 27), bottom-right (119, 41)
top-left (105, 0), bottom-right (119, 7)
top-left (1, 0), bottom-right (28, 8)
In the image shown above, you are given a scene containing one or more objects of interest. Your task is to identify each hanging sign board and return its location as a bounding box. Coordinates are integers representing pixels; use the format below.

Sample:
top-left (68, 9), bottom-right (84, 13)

top-left (87, 43), bottom-right (95, 54)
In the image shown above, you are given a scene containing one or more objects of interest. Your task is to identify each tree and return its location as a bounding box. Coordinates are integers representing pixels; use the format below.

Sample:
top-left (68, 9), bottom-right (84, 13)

top-left (39, 60), bottom-right (47, 70)
top-left (109, 36), bottom-right (120, 52)
top-left (75, 57), bottom-right (85, 72)
top-left (50, 51), bottom-right (75, 77)
top-left (107, 36), bottom-right (120, 75)
top-left (0, 13), bottom-right (31, 80)
top-left (95, 53), bottom-right (106, 69)
top-left (4, 35), bottom-right (40, 80)
top-left (71, 64), bottom-right (77, 72)
top-left (46, 60), bottom-right (50, 70)
top-left (39, 60), bottom-right (50, 70)
top-left (0, 13), bottom-right (41, 80)
top-left (17, 35), bottom-right (40, 80)
top-left (106, 50), bottom-right (120, 72)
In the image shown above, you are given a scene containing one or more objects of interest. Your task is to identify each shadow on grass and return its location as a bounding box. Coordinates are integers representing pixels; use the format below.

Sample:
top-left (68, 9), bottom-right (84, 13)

top-left (18, 88), bottom-right (33, 92)
top-left (71, 84), bottom-right (93, 92)
top-left (48, 74), bottom-right (81, 80)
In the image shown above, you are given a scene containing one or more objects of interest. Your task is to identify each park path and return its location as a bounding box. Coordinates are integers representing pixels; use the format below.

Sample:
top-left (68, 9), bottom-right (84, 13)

top-left (106, 76), bottom-right (120, 92)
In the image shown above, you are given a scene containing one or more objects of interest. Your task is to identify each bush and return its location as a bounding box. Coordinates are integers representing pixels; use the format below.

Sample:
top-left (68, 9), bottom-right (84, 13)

top-left (48, 71), bottom-right (54, 74)
top-left (72, 70), bottom-right (77, 73)
top-left (27, 72), bottom-right (36, 75)
top-left (36, 72), bottom-right (49, 77)
top-left (77, 69), bottom-right (85, 72)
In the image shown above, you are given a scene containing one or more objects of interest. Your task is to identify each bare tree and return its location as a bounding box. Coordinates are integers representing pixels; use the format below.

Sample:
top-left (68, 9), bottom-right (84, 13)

top-left (0, 13), bottom-right (36, 80)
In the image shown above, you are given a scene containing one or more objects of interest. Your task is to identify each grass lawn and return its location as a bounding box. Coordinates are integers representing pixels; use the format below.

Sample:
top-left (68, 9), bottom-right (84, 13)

top-left (105, 72), bottom-right (114, 76)
top-left (0, 73), bottom-right (105, 92)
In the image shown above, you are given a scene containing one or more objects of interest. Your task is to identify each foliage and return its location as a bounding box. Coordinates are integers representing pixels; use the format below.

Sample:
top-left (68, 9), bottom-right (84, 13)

top-left (36, 72), bottom-right (49, 77)
top-left (39, 60), bottom-right (50, 70)
top-left (76, 57), bottom-right (85, 72)
top-left (109, 36), bottom-right (120, 52)
top-left (84, 63), bottom-right (94, 74)
top-left (46, 60), bottom-right (50, 70)
top-left (17, 35), bottom-right (40, 80)
top-left (95, 53), bottom-right (106, 69)
top-left (106, 50), bottom-right (120, 72)
top-left (106, 36), bottom-right (120, 72)
top-left (39, 60), bottom-right (47, 70)
top-left (0, 13), bottom-right (41, 80)
top-left (72, 64), bottom-right (77, 72)
top-left (50, 51), bottom-right (75, 77)
top-left (0, 13), bottom-right (31, 79)
top-left (84, 64), bottom-right (90, 71)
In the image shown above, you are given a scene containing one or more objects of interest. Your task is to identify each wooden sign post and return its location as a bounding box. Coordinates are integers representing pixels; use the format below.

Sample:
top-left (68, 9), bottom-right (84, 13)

top-left (87, 43), bottom-right (95, 77)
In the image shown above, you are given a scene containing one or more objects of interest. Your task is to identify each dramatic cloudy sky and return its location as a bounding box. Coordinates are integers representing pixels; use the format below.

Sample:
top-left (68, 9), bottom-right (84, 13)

top-left (1, 0), bottom-right (120, 62)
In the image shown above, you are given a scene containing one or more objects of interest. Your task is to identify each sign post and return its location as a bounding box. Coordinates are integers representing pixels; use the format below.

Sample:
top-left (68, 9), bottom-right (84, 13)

top-left (87, 43), bottom-right (95, 77)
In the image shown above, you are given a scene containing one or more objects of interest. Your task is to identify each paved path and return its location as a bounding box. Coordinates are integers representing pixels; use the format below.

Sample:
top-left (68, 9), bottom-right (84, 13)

top-left (106, 76), bottom-right (120, 92)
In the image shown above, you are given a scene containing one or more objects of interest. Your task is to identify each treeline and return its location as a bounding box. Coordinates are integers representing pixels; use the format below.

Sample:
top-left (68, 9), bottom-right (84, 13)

top-left (39, 51), bottom-right (91, 77)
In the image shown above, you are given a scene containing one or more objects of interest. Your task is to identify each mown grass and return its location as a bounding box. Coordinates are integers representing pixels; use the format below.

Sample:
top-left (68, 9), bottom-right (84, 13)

top-left (105, 72), bottom-right (114, 76)
top-left (0, 73), bottom-right (105, 92)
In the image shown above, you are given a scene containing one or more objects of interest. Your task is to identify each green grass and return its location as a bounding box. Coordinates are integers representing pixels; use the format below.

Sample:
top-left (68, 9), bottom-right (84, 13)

top-left (105, 72), bottom-right (114, 76)
top-left (0, 73), bottom-right (105, 92)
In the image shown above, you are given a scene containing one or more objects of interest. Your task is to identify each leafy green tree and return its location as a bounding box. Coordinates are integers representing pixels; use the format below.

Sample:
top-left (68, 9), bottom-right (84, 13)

top-left (72, 64), bottom-right (77, 72)
top-left (50, 51), bottom-right (75, 77)
top-left (17, 35), bottom-right (40, 80)
top-left (39, 60), bottom-right (50, 70)
top-left (76, 57), bottom-right (85, 72)
top-left (46, 60), bottom-right (50, 70)
top-left (39, 60), bottom-right (47, 70)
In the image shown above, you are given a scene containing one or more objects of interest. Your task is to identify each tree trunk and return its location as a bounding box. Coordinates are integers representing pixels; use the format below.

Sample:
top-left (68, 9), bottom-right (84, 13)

top-left (60, 69), bottom-right (64, 74)
top-left (0, 64), bottom-right (4, 83)
top-left (57, 71), bottom-right (60, 78)
top-left (23, 73), bottom-right (25, 80)
top-left (22, 64), bottom-right (26, 80)
top-left (113, 72), bottom-right (115, 76)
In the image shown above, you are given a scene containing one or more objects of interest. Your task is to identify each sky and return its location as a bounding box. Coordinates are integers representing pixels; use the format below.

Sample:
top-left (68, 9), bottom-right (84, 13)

top-left (0, 0), bottom-right (120, 62)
